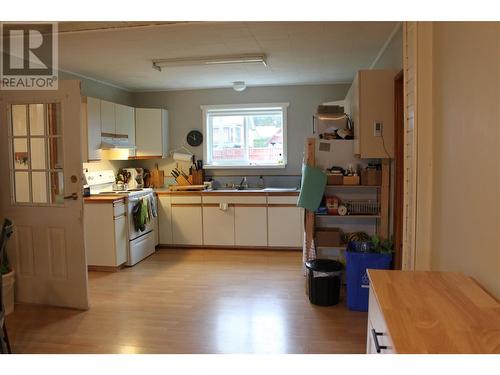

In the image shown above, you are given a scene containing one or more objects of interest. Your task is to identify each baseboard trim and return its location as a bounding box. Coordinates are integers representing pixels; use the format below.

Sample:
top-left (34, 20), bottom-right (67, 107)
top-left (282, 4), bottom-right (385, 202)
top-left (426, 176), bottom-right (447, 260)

top-left (157, 244), bottom-right (301, 251)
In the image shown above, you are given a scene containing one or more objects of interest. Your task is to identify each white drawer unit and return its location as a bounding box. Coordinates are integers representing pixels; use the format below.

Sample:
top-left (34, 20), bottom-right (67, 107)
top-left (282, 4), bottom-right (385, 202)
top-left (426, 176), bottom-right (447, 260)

top-left (267, 195), bottom-right (299, 205)
top-left (366, 287), bottom-right (395, 354)
top-left (171, 195), bottom-right (202, 204)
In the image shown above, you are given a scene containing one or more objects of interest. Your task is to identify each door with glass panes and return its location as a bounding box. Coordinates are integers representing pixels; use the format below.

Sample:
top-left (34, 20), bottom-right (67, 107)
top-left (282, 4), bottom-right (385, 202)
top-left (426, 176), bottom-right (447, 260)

top-left (0, 80), bottom-right (89, 309)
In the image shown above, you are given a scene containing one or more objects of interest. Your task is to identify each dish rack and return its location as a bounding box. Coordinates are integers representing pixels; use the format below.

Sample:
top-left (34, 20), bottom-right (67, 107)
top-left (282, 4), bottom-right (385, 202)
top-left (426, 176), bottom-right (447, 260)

top-left (344, 199), bottom-right (380, 215)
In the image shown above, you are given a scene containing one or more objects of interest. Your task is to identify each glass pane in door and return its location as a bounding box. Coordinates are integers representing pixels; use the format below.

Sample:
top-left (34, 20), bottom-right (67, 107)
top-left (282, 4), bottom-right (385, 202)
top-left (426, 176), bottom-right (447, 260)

top-left (12, 105), bottom-right (27, 136)
top-left (50, 171), bottom-right (64, 204)
top-left (29, 104), bottom-right (46, 136)
top-left (30, 138), bottom-right (47, 169)
top-left (14, 171), bottom-right (30, 203)
top-left (32, 171), bottom-right (48, 203)
top-left (13, 138), bottom-right (29, 169)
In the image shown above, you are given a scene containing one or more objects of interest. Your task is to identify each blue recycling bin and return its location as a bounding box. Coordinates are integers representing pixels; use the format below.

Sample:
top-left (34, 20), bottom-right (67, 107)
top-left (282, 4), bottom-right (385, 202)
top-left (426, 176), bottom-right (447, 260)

top-left (346, 249), bottom-right (392, 311)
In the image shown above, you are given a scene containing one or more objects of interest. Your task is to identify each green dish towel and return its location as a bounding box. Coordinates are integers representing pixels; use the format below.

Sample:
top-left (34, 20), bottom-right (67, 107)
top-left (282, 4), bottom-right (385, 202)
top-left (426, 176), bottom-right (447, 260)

top-left (298, 164), bottom-right (327, 211)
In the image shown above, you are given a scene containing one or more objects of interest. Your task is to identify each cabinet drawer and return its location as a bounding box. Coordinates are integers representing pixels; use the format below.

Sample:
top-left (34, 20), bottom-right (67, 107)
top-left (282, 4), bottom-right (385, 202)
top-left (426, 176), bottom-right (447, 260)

top-left (203, 195), bottom-right (266, 205)
top-left (113, 201), bottom-right (126, 217)
top-left (367, 287), bottom-right (394, 353)
top-left (267, 196), bottom-right (298, 205)
top-left (171, 195), bottom-right (202, 204)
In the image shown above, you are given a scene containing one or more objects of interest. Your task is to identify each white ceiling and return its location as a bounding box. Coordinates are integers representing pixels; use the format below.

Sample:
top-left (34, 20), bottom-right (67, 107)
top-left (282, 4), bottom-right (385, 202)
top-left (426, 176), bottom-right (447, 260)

top-left (58, 22), bottom-right (398, 91)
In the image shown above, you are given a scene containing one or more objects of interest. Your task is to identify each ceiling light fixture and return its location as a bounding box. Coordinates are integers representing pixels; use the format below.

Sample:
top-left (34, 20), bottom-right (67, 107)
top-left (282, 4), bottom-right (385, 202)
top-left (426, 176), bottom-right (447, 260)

top-left (232, 81), bottom-right (246, 92)
top-left (152, 54), bottom-right (267, 71)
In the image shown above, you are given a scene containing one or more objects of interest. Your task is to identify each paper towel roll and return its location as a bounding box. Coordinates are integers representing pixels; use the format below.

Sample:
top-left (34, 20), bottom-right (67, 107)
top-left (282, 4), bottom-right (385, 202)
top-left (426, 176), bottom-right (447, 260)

top-left (173, 152), bottom-right (192, 161)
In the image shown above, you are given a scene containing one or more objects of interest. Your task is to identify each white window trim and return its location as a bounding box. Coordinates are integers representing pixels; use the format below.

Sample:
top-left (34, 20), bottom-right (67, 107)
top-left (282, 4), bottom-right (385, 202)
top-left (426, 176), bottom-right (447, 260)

top-left (201, 103), bottom-right (289, 169)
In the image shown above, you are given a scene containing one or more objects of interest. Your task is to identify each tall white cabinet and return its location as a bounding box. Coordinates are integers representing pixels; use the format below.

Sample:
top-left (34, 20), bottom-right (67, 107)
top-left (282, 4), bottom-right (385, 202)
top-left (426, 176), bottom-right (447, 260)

top-left (135, 108), bottom-right (169, 158)
top-left (81, 96), bottom-right (102, 161)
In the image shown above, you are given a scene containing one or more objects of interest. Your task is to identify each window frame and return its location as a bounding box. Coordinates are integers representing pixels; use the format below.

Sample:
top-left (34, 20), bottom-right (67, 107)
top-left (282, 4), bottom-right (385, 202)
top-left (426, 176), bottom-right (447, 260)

top-left (201, 103), bottom-right (289, 169)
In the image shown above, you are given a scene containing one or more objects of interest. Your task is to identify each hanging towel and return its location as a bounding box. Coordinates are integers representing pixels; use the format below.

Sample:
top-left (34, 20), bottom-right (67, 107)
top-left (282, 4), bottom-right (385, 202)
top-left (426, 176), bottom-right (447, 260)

top-left (132, 199), bottom-right (149, 232)
top-left (298, 163), bottom-right (327, 211)
top-left (149, 195), bottom-right (158, 218)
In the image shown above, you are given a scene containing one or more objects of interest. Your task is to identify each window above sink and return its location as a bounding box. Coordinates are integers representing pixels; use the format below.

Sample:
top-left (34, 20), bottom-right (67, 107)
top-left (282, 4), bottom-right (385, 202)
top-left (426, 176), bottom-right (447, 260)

top-left (201, 103), bottom-right (289, 169)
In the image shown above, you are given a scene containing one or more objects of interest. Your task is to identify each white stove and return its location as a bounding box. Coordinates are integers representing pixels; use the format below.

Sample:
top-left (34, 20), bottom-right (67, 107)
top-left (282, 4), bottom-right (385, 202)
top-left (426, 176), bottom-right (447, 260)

top-left (84, 170), bottom-right (157, 266)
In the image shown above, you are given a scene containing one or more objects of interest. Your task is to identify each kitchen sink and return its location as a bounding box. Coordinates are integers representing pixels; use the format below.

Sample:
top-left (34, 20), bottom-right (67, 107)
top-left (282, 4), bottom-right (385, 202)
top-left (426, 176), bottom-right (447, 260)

top-left (210, 187), bottom-right (298, 192)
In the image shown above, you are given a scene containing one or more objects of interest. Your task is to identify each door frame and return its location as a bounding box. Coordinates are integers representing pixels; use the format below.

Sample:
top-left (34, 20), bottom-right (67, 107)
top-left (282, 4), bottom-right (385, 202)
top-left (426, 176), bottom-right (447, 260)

top-left (393, 70), bottom-right (404, 270)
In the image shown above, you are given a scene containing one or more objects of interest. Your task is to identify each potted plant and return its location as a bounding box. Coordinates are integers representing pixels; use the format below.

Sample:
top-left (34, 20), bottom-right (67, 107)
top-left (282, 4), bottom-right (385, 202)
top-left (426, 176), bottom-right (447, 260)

top-left (1, 249), bottom-right (15, 315)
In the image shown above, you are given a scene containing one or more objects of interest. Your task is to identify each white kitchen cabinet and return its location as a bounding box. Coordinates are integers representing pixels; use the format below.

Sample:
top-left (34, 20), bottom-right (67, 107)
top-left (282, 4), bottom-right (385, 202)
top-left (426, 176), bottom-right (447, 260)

top-left (84, 199), bottom-right (128, 268)
top-left (235, 206), bottom-right (268, 247)
top-left (135, 108), bottom-right (169, 158)
top-left (367, 287), bottom-right (395, 354)
top-left (267, 196), bottom-right (303, 247)
top-left (171, 195), bottom-right (202, 245)
top-left (344, 70), bottom-right (396, 158)
top-left (81, 96), bottom-right (101, 161)
top-left (100, 100), bottom-right (116, 135)
top-left (203, 205), bottom-right (235, 246)
top-left (158, 195), bottom-right (173, 245)
top-left (115, 103), bottom-right (136, 155)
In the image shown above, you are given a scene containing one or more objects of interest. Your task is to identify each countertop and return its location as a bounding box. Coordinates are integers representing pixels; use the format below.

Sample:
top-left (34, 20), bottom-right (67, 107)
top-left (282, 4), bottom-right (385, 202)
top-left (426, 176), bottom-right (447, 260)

top-left (155, 188), bottom-right (300, 196)
top-left (368, 270), bottom-right (500, 354)
top-left (83, 195), bottom-right (127, 203)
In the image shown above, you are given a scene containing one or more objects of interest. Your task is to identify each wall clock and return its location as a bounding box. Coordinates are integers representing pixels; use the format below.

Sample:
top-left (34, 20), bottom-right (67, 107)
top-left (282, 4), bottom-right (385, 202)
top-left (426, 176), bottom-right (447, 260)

top-left (187, 130), bottom-right (203, 147)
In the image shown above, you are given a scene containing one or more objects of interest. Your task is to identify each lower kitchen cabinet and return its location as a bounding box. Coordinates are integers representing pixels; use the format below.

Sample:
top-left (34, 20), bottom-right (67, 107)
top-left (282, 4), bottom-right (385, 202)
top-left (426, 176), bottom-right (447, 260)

top-left (171, 197), bottom-right (203, 245)
top-left (267, 206), bottom-right (303, 247)
top-left (203, 205), bottom-right (235, 246)
top-left (84, 199), bottom-right (128, 268)
top-left (157, 195), bottom-right (173, 245)
top-left (235, 206), bottom-right (268, 247)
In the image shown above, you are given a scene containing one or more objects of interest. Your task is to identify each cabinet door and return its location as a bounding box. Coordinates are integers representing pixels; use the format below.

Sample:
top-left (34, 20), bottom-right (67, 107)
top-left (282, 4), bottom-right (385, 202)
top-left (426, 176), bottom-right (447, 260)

top-left (203, 205), bottom-right (235, 246)
top-left (267, 206), bottom-right (303, 247)
top-left (158, 195), bottom-right (173, 245)
top-left (135, 108), bottom-right (163, 157)
top-left (100, 100), bottom-right (115, 135)
top-left (114, 213), bottom-right (128, 266)
top-left (235, 206), bottom-right (267, 246)
top-left (85, 97), bottom-right (101, 161)
top-left (115, 103), bottom-right (135, 153)
top-left (171, 205), bottom-right (203, 245)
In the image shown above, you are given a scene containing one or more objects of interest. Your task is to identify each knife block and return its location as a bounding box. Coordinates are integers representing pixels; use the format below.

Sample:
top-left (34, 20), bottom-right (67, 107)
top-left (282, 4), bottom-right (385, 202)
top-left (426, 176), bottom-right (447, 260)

top-left (191, 170), bottom-right (204, 185)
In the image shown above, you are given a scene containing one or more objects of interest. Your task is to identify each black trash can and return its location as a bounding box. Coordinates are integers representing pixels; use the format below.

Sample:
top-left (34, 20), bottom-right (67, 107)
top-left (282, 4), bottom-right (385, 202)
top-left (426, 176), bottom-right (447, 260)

top-left (305, 259), bottom-right (343, 306)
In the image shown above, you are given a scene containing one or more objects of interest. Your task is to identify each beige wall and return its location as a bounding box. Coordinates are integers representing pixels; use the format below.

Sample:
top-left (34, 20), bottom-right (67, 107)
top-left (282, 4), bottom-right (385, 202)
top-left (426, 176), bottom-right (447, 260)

top-left (430, 22), bottom-right (500, 297)
top-left (373, 25), bottom-right (403, 70)
top-left (132, 84), bottom-right (350, 176)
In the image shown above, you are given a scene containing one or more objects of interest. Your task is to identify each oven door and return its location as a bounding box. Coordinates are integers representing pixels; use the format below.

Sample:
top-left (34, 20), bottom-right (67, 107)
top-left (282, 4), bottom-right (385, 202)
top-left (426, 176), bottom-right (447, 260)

top-left (128, 194), bottom-right (155, 240)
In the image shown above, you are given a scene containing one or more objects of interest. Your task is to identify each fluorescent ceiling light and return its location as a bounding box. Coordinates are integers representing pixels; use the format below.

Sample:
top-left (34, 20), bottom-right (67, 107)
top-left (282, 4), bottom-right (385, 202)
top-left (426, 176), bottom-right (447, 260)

top-left (152, 54), bottom-right (267, 71)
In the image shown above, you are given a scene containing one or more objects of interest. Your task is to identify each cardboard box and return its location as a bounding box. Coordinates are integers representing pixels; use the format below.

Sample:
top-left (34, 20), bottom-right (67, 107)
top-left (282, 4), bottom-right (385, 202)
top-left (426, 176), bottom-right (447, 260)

top-left (327, 174), bottom-right (343, 185)
top-left (343, 175), bottom-right (360, 185)
top-left (360, 169), bottom-right (381, 186)
top-left (315, 228), bottom-right (342, 247)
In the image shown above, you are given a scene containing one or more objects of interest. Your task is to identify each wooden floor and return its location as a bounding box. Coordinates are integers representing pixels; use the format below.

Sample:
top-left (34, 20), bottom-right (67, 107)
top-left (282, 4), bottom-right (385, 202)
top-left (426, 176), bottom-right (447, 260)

top-left (6, 249), bottom-right (367, 354)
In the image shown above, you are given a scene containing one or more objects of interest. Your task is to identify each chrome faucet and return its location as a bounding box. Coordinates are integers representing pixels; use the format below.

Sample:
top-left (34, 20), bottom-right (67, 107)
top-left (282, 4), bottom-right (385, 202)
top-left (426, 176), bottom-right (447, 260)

top-left (237, 177), bottom-right (247, 190)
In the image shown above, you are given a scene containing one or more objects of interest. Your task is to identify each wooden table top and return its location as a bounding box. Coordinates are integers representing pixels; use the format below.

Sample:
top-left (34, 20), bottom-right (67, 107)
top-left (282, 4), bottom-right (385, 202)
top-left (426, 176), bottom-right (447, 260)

top-left (368, 270), bottom-right (500, 353)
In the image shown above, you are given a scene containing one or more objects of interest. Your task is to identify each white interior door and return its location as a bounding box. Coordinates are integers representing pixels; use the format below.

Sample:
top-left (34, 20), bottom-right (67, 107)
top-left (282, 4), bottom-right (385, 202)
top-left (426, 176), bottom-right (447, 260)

top-left (0, 80), bottom-right (89, 309)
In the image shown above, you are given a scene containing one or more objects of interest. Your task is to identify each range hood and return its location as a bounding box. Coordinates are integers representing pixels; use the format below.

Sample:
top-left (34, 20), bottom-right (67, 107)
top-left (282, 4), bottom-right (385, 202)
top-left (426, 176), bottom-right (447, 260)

top-left (99, 132), bottom-right (136, 150)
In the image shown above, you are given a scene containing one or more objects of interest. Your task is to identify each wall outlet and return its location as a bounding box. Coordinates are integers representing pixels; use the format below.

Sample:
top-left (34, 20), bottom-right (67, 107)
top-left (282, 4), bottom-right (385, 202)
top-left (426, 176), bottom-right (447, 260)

top-left (373, 121), bottom-right (383, 137)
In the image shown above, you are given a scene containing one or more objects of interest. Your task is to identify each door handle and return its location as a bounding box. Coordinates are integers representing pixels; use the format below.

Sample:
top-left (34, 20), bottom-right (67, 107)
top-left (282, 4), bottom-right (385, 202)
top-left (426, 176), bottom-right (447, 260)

top-left (64, 192), bottom-right (78, 200)
top-left (371, 329), bottom-right (388, 353)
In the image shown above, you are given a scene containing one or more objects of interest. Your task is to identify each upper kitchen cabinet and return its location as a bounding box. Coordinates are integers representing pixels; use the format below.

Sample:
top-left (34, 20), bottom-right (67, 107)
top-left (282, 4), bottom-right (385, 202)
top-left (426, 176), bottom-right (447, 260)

top-left (345, 70), bottom-right (396, 158)
top-left (135, 108), bottom-right (169, 158)
top-left (100, 100), bottom-right (116, 135)
top-left (81, 96), bottom-right (101, 161)
top-left (115, 103), bottom-right (136, 155)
